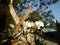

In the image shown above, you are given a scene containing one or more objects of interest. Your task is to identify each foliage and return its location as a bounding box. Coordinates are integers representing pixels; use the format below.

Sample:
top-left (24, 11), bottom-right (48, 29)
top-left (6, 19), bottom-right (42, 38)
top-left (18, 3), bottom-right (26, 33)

top-left (56, 20), bottom-right (60, 31)
top-left (29, 11), bottom-right (42, 22)
top-left (49, 21), bottom-right (57, 29)
top-left (41, 10), bottom-right (55, 26)
top-left (19, 14), bottom-right (23, 20)
top-left (6, 15), bottom-right (15, 28)
top-left (35, 40), bottom-right (46, 45)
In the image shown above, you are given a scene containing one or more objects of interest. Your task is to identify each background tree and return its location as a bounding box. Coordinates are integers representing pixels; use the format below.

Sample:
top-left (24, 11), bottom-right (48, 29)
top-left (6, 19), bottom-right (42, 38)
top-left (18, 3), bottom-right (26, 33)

top-left (49, 21), bottom-right (57, 29)
top-left (56, 20), bottom-right (60, 44)
top-left (41, 10), bottom-right (55, 27)
top-left (37, 0), bottom-right (58, 27)
top-left (29, 11), bottom-right (42, 22)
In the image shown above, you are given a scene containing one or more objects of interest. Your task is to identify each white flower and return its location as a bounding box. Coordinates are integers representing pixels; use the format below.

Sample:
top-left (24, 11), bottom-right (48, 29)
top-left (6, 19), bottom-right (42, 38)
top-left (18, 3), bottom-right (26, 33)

top-left (35, 20), bottom-right (44, 29)
top-left (39, 20), bottom-right (44, 27)
top-left (35, 21), bottom-right (39, 26)
top-left (27, 22), bottom-right (32, 27)
top-left (31, 22), bottom-right (34, 27)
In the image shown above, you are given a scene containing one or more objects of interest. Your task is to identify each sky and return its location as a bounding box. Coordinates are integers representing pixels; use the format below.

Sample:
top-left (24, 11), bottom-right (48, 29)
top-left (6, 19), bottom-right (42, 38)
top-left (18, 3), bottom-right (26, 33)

top-left (47, 0), bottom-right (60, 22)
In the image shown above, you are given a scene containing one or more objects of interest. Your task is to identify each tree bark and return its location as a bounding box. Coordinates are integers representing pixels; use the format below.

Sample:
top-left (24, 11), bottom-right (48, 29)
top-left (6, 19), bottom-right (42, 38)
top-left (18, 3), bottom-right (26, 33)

top-left (16, 5), bottom-right (32, 32)
top-left (0, 0), bottom-right (10, 32)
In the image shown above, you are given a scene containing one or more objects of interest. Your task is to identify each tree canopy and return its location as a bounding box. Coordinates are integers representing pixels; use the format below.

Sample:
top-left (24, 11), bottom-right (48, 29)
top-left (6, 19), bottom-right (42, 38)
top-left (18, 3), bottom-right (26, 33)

top-left (29, 11), bottom-right (42, 22)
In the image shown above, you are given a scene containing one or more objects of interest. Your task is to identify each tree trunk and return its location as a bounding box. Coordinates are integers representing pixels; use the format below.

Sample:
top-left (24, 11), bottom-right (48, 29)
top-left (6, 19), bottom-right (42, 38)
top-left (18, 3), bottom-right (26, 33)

top-left (0, 0), bottom-right (10, 32)
top-left (16, 5), bottom-right (32, 32)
